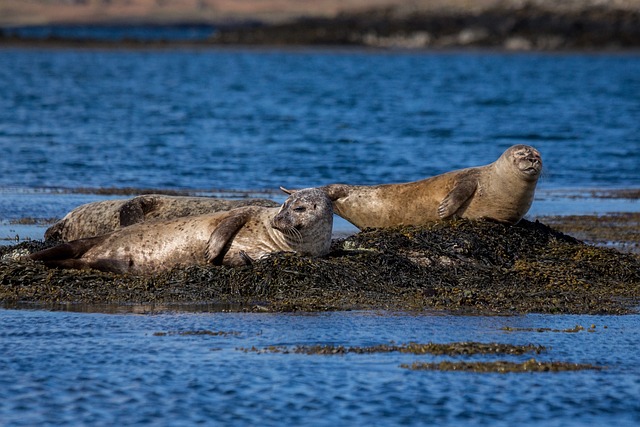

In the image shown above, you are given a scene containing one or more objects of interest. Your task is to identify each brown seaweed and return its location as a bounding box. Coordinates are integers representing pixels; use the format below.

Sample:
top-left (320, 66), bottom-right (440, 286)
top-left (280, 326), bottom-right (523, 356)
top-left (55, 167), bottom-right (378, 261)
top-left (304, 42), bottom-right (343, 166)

top-left (1, 218), bottom-right (639, 314)
top-left (401, 358), bottom-right (603, 373)
top-left (238, 342), bottom-right (546, 356)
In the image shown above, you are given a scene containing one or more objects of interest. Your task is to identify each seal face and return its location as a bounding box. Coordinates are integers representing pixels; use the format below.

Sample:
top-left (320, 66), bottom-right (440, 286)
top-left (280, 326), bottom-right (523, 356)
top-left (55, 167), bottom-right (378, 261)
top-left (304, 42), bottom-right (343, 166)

top-left (30, 188), bottom-right (333, 274)
top-left (284, 144), bottom-right (542, 228)
top-left (44, 195), bottom-right (279, 242)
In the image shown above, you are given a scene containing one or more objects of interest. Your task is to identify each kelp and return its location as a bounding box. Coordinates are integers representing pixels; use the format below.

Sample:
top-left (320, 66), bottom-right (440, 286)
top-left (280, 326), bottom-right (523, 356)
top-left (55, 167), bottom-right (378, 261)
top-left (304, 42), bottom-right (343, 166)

top-left (400, 359), bottom-right (603, 373)
top-left (238, 342), bottom-right (547, 356)
top-left (1, 219), bottom-right (638, 314)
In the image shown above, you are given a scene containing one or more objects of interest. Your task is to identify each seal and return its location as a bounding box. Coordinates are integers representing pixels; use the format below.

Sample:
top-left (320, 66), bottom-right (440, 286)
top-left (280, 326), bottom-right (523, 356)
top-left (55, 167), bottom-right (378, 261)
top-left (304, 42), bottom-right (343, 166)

top-left (283, 144), bottom-right (542, 228)
top-left (30, 188), bottom-right (333, 274)
top-left (44, 195), bottom-right (279, 242)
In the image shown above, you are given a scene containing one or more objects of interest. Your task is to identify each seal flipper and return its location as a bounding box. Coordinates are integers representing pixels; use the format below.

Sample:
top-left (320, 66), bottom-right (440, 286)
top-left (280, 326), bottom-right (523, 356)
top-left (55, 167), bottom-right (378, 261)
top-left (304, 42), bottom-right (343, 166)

top-left (438, 172), bottom-right (479, 219)
top-left (29, 235), bottom-right (110, 270)
top-left (205, 210), bottom-right (253, 265)
top-left (43, 221), bottom-right (64, 242)
top-left (281, 185), bottom-right (348, 202)
top-left (239, 250), bottom-right (254, 266)
top-left (119, 195), bottom-right (158, 227)
top-left (280, 186), bottom-right (296, 195)
top-left (318, 184), bottom-right (351, 201)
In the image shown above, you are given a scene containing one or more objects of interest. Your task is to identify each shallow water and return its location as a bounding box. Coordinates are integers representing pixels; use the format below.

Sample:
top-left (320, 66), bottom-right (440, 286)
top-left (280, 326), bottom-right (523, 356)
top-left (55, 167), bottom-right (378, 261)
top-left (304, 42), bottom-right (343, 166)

top-left (1, 308), bottom-right (639, 426)
top-left (1, 47), bottom-right (639, 425)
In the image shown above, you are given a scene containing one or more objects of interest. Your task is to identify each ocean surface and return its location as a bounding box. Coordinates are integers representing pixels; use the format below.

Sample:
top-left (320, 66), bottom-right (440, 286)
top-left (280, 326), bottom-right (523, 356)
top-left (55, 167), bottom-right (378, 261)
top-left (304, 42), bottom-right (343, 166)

top-left (2, 24), bottom-right (216, 42)
top-left (0, 46), bottom-right (639, 426)
top-left (1, 308), bottom-right (639, 427)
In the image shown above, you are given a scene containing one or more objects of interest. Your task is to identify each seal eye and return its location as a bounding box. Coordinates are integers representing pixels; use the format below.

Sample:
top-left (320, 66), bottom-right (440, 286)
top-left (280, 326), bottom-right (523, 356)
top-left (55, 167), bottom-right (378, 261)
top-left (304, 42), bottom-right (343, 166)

top-left (293, 207), bottom-right (306, 212)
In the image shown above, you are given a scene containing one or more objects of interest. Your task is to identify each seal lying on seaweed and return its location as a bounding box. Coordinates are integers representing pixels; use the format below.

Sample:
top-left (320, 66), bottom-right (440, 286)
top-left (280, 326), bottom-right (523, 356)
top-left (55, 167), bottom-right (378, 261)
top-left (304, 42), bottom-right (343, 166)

top-left (30, 188), bottom-right (333, 274)
top-left (283, 144), bottom-right (542, 228)
top-left (45, 194), bottom-right (279, 242)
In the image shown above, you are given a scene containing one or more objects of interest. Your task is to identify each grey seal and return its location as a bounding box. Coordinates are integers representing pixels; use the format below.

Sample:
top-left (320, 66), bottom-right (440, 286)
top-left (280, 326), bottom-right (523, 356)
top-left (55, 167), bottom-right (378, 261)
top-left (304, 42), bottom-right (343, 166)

top-left (30, 188), bottom-right (333, 274)
top-left (45, 194), bottom-right (279, 242)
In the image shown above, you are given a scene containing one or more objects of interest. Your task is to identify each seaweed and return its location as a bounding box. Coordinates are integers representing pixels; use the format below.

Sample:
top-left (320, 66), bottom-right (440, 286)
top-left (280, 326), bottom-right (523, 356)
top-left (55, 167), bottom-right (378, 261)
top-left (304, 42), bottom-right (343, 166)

top-left (1, 218), bottom-right (639, 314)
top-left (238, 342), bottom-right (546, 356)
top-left (400, 359), bottom-right (603, 373)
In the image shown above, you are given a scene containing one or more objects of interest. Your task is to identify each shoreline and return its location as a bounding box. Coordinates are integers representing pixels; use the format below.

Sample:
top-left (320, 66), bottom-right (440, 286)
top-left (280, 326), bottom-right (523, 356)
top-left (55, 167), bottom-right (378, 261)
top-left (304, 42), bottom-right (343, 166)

top-left (2, 1), bottom-right (640, 51)
top-left (2, 37), bottom-right (640, 54)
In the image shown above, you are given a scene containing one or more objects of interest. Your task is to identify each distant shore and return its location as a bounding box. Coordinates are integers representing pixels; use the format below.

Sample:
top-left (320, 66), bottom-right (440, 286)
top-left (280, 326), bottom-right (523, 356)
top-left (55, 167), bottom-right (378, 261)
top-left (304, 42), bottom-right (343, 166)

top-left (2, 1), bottom-right (640, 50)
top-left (210, 2), bottom-right (640, 50)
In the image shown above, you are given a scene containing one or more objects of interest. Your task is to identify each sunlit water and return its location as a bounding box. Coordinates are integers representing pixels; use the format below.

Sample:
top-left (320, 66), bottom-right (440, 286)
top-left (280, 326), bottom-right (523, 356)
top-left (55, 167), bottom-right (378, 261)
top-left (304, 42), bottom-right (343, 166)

top-left (0, 46), bottom-right (639, 425)
top-left (0, 48), bottom-right (638, 191)
top-left (1, 308), bottom-right (640, 427)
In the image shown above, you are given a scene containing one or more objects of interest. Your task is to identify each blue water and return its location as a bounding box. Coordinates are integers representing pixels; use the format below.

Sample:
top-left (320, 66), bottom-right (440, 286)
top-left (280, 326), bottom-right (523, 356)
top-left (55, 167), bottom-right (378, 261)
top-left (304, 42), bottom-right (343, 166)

top-left (0, 48), bottom-right (638, 192)
top-left (1, 308), bottom-right (639, 427)
top-left (3, 25), bottom-right (216, 42)
top-left (1, 47), bottom-right (639, 425)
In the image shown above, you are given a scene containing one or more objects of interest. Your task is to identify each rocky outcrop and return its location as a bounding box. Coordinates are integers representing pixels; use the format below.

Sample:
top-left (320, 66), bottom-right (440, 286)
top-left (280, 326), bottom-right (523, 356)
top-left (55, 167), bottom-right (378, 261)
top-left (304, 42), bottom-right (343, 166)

top-left (2, 218), bottom-right (639, 314)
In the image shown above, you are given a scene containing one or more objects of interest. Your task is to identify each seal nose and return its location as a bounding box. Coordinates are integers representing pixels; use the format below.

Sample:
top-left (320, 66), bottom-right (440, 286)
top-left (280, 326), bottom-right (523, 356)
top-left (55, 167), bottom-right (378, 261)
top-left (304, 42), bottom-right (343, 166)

top-left (526, 151), bottom-right (542, 165)
top-left (270, 210), bottom-right (287, 230)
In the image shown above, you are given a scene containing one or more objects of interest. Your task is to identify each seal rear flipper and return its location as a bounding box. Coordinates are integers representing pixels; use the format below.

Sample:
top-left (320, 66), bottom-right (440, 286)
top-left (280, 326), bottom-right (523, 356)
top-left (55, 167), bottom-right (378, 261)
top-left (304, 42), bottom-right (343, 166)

top-left (205, 211), bottom-right (252, 265)
top-left (119, 195), bottom-right (157, 227)
top-left (29, 235), bottom-right (107, 262)
top-left (438, 174), bottom-right (479, 219)
top-left (37, 257), bottom-right (128, 274)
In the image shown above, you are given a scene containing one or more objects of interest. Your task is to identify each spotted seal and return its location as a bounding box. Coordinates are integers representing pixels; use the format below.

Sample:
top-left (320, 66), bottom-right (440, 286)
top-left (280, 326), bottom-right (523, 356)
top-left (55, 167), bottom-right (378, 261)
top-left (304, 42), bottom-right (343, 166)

top-left (283, 145), bottom-right (542, 228)
top-left (30, 188), bottom-right (333, 274)
top-left (44, 195), bottom-right (279, 242)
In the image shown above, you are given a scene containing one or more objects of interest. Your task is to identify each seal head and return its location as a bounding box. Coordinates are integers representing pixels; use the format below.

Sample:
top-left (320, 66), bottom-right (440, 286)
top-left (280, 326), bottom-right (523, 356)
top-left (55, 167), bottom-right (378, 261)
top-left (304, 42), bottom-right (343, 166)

top-left (270, 188), bottom-right (333, 258)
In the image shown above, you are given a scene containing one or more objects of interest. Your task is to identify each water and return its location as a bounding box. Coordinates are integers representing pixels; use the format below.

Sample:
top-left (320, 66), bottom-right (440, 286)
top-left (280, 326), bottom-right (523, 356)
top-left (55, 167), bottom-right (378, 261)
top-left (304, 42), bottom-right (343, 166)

top-left (0, 46), bottom-right (639, 425)
top-left (0, 49), bottom-right (638, 192)
top-left (1, 308), bottom-right (639, 427)
top-left (3, 24), bottom-right (216, 42)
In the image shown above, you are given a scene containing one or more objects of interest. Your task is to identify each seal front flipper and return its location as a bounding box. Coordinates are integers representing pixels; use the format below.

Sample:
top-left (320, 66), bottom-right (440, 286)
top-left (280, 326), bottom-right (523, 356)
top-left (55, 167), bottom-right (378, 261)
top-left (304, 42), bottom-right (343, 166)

top-left (239, 250), bottom-right (254, 266)
top-left (205, 209), bottom-right (253, 265)
top-left (119, 195), bottom-right (158, 227)
top-left (281, 185), bottom-right (348, 202)
top-left (437, 171), bottom-right (480, 219)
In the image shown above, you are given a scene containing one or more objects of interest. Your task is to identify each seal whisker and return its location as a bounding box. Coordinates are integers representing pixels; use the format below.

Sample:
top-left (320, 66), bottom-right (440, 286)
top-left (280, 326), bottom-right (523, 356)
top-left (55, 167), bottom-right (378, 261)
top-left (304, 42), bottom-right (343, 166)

top-left (282, 226), bottom-right (304, 244)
